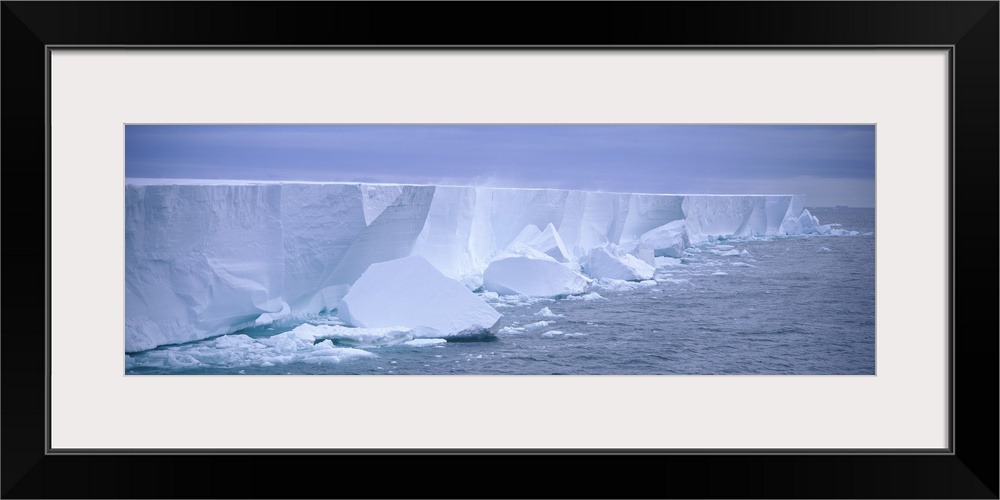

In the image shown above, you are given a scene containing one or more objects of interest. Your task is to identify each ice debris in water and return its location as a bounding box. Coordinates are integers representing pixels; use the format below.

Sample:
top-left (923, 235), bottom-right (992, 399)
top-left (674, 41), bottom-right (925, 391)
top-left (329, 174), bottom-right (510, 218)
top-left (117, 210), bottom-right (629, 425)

top-left (564, 292), bottom-right (606, 301)
top-left (403, 338), bottom-right (447, 347)
top-left (125, 325), bottom-right (384, 370)
top-left (533, 307), bottom-right (564, 318)
top-left (818, 247), bottom-right (832, 253)
top-left (523, 320), bottom-right (553, 330)
top-left (541, 330), bottom-right (587, 338)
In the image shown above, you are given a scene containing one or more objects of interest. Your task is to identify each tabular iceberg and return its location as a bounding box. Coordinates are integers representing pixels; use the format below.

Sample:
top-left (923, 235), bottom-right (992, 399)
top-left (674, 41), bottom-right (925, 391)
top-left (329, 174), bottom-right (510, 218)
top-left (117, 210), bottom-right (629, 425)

top-left (125, 179), bottom-right (821, 352)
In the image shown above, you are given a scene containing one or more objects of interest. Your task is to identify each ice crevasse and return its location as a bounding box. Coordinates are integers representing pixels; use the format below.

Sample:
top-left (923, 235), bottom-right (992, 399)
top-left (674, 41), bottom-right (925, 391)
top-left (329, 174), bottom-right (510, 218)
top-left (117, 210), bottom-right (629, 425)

top-left (125, 179), bottom-right (829, 352)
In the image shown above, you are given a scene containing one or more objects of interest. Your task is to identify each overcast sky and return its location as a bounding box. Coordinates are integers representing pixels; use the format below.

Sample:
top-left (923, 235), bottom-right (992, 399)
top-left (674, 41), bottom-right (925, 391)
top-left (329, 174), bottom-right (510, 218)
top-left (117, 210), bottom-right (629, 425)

top-left (125, 124), bottom-right (875, 207)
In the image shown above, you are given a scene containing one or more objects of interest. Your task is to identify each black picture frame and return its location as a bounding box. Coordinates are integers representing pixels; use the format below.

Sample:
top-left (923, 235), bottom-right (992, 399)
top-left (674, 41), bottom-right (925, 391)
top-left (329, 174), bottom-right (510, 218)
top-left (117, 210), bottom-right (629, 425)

top-left (2, 2), bottom-right (996, 498)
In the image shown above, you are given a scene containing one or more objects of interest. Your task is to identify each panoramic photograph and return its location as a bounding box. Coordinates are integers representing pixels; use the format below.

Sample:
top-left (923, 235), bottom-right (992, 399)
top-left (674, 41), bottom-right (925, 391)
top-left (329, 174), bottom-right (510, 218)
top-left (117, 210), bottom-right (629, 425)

top-left (123, 124), bottom-right (875, 375)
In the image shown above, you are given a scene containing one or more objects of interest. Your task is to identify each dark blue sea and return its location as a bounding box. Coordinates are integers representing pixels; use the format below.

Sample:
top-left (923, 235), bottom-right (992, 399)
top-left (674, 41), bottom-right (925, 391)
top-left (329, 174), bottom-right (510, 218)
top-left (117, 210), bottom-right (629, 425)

top-left (126, 207), bottom-right (875, 375)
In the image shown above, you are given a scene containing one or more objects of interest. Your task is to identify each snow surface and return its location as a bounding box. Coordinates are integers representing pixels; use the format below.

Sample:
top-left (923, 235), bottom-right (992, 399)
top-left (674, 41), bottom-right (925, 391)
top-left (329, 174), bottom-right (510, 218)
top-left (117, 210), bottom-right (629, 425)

top-left (125, 180), bottom-right (830, 351)
top-left (338, 255), bottom-right (502, 338)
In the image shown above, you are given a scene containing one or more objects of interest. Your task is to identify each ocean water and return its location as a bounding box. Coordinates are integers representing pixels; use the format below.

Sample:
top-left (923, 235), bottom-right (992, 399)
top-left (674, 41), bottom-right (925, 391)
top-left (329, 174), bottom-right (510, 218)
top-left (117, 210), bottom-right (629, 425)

top-left (125, 207), bottom-right (875, 375)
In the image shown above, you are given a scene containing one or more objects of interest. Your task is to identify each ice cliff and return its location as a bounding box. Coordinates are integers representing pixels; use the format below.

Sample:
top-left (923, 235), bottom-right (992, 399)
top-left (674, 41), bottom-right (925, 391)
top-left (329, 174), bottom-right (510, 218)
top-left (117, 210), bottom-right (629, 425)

top-left (125, 179), bottom-right (818, 352)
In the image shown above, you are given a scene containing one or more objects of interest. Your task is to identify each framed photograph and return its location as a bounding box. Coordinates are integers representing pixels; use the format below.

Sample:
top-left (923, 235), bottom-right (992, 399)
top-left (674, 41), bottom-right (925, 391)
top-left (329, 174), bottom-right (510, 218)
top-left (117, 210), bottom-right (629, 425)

top-left (3, 2), bottom-right (996, 498)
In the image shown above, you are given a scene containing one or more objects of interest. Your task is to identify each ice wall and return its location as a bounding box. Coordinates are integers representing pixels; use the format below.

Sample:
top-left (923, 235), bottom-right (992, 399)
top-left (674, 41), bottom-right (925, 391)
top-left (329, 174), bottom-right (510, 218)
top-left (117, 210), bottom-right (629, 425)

top-left (125, 183), bottom-right (285, 352)
top-left (125, 180), bottom-right (812, 352)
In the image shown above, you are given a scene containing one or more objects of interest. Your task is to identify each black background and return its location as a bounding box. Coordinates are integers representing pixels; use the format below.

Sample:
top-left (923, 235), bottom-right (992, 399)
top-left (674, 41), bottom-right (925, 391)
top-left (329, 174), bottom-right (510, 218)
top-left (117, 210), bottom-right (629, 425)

top-left (2, 2), bottom-right (997, 498)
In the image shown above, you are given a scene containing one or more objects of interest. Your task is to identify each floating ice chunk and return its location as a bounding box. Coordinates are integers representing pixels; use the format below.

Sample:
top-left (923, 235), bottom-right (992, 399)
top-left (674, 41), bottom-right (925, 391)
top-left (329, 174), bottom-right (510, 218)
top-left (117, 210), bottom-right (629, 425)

top-left (739, 249), bottom-right (752, 257)
top-left (711, 271), bottom-right (728, 276)
top-left (798, 209), bottom-right (831, 235)
top-left (731, 262), bottom-right (756, 268)
top-left (300, 340), bottom-right (377, 364)
top-left (286, 323), bottom-right (414, 347)
top-left (523, 320), bottom-right (553, 330)
top-left (654, 256), bottom-right (683, 267)
top-left (499, 326), bottom-right (525, 334)
top-left (338, 256), bottom-right (502, 338)
top-left (534, 307), bottom-right (564, 318)
top-left (713, 249), bottom-right (741, 257)
top-left (404, 338), bottom-right (447, 347)
top-left (817, 247), bottom-right (832, 253)
top-left (565, 292), bottom-right (606, 301)
top-left (639, 220), bottom-right (689, 257)
top-left (583, 244), bottom-right (656, 281)
top-left (563, 333), bottom-right (588, 338)
top-left (619, 240), bottom-right (656, 267)
top-left (483, 243), bottom-right (591, 298)
top-left (592, 278), bottom-right (656, 292)
top-left (541, 330), bottom-right (564, 337)
top-left (124, 330), bottom-right (376, 370)
top-left (782, 208), bottom-right (833, 235)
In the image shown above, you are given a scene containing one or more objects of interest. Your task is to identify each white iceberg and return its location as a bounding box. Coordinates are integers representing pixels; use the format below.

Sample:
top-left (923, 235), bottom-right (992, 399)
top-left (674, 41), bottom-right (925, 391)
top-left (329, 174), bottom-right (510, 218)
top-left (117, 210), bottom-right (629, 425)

top-left (620, 239), bottom-right (656, 267)
top-left (583, 244), bottom-right (656, 281)
top-left (638, 219), bottom-right (689, 258)
top-left (338, 255), bottom-right (502, 338)
top-left (482, 244), bottom-right (591, 298)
